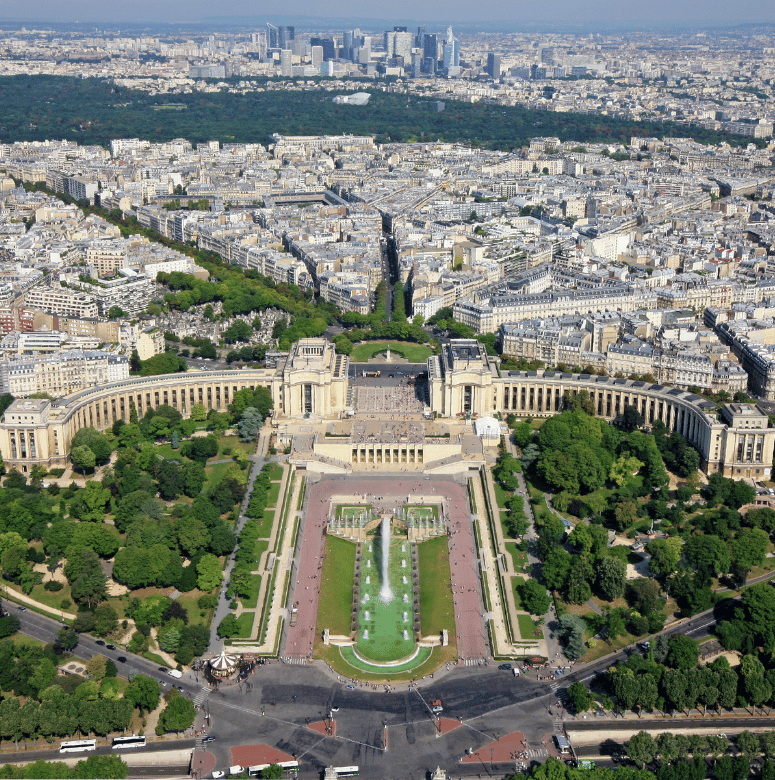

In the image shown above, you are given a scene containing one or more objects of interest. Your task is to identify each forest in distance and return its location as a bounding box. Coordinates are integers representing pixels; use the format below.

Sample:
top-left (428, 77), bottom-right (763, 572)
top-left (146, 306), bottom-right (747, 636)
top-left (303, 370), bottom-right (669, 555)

top-left (0, 75), bottom-right (763, 151)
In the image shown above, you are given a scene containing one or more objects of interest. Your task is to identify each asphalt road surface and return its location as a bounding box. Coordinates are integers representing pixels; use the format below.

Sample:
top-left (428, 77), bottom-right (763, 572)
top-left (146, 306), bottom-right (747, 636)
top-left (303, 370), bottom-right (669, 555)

top-left (6, 559), bottom-right (738, 779)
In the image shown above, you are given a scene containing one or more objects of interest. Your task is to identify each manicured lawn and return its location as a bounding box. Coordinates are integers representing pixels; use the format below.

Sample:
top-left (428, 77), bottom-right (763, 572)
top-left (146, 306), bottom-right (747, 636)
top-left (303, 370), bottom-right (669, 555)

top-left (417, 535), bottom-right (454, 637)
top-left (255, 510), bottom-right (275, 537)
top-left (234, 611), bottom-right (255, 638)
top-left (253, 539), bottom-right (270, 563)
top-left (263, 463), bottom-right (281, 477)
top-left (175, 589), bottom-right (214, 628)
top-left (266, 481), bottom-right (282, 508)
top-left (512, 579), bottom-right (524, 610)
top-left (217, 435), bottom-right (254, 459)
top-left (517, 613), bottom-right (541, 640)
top-left (506, 543), bottom-right (528, 572)
top-left (351, 340), bottom-right (435, 363)
top-left (28, 582), bottom-right (73, 612)
top-left (204, 461), bottom-right (233, 489)
top-left (493, 481), bottom-right (511, 511)
top-left (240, 574), bottom-right (262, 609)
top-left (317, 535), bottom-right (357, 636)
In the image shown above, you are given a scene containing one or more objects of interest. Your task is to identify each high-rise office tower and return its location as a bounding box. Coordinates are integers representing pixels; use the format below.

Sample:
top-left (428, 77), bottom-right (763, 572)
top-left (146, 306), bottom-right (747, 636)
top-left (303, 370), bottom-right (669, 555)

top-left (411, 52), bottom-right (422, 78)
top-left (267, 23), bottom-right (278, 49)
top-left (383, 31), bottom-right (395, 57)
top-left (487, 52), bottom-right (501, 78)
top-left (394, 31), bottom-right (413, 62)
top-left (342, 30), bottom-right (353, 61)
top-left (280, 48), bottom-right (292, 76)
top-left (311, 37), bottom-right (336, 61)
top-left (422, 33), bottom-right (438, 74)
top-left (415, 26), bottom-right (425, 48)
top-left (287, 26), bottom-right (295, 41)
top-left (443, 26), bottom-right (459, 69)
top-left (278, 26), bottom-right (287, 50)
top-left (311, 46), bottom-right (323, 67)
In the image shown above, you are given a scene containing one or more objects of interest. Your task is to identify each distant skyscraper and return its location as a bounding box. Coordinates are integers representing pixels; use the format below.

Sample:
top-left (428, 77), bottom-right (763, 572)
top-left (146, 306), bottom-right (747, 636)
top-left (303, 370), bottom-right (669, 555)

top-left (423, 34), bottom-right (438, 74)
top-left (311, 37), bottom-right (336, 61)
top-left (487, 52), bottom-right (501, 78)
top-left (415, 26), bottom-right (425, 49)
top-left (342, 30), bottom-right (353, 61)
top-left (267, 23), bottom-right (278, 49)
top-left (280, 49), bottom-right (292, 77)
top-left (278, 26), bottom-right (288, 50)
top-left (311, 46), bottom-right (323, 67)
top-left (443, 27), bottom-right (459, 70)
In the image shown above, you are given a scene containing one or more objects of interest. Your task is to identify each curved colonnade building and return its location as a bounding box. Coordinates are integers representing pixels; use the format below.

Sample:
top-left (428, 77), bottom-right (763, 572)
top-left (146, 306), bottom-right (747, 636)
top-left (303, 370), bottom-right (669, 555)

top-left (0, 337), bottom-right (771, 481)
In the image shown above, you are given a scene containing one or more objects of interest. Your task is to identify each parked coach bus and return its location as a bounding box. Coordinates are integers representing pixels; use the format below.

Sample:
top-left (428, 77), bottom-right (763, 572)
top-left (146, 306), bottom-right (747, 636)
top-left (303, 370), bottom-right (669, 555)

top-left (112, 735), bottom-right (147, 749)
top-left (59, 740), bottom-right (97, 753)
top-left (334, 768), bottom-right (359, 777)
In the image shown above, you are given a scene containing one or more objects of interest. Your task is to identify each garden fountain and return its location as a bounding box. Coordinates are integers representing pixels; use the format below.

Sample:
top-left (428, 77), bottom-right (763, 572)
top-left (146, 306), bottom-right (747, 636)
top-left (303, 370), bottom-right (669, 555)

top-left (379, 516), bottom-right (393, 603)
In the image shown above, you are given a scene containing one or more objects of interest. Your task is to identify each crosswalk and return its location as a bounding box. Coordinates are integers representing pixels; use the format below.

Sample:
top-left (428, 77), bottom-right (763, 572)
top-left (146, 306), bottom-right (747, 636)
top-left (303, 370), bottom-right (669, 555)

top-left (463, 658), bottom-right (488, 666)
top-left (527, 748), bottom-right (548, 758)
top-left (284, 656), bottom-right (308, 665)
top-left (193, 686), bottom-right (212, 707)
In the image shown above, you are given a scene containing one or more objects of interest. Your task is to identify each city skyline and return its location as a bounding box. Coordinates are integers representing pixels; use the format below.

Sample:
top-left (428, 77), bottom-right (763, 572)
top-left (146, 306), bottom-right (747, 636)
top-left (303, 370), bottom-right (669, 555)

top-left (0, 0), bottom-right (773, 28)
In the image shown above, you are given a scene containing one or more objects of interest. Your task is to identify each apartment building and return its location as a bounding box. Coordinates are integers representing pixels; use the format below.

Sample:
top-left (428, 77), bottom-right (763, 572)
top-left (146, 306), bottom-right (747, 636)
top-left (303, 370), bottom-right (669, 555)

top-left (0, 350), bottom-right (128, 398)
top-left (24, 287), bottom-right (99, 319)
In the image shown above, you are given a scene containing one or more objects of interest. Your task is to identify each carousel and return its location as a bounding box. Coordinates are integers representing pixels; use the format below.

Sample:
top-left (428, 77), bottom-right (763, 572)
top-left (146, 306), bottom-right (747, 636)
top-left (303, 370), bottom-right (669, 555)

top-left (208, 648), bottom-right (239, 679)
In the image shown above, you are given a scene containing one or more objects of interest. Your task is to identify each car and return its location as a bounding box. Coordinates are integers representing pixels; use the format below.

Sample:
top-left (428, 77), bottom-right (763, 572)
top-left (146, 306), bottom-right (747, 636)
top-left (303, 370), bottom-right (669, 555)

top-left (498, 663), bottom-right (513, 671)
top-left (18, 605), bottom-right (26, 611)
top-left (345, 684), bottom-right (355, 689)
top-left (106, 644), bottom-right (116, 650)
top-left (212, 772), bottom-right (226, 779)
top-left (95, 640), bottom-right (105, 646)
top-left (158, 667), bottom-right (167, 673)
top-left (331, 707), bottom-right (339, 713)
top-left (117, 656), bottom-right (127, 663)
top-left (203, 736), bottom-right (216, 743)
top-left (718, 733), bottom-right (728, 739)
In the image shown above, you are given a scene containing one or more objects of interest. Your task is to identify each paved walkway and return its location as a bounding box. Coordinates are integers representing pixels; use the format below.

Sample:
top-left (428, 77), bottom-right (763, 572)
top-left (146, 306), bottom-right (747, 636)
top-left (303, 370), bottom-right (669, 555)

top-left (208, 426), bottom-right (270, 652)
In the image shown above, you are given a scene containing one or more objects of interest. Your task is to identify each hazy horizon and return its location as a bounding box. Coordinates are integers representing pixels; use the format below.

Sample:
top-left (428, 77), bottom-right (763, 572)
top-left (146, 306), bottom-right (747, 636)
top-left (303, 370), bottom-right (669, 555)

top-left (0, 0), bottom-right (773, 29)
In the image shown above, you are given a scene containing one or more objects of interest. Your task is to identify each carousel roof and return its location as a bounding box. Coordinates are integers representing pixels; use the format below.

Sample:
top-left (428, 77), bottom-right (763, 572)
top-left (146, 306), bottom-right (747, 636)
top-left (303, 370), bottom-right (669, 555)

top-left (209, 648), bottom-right (238, 671)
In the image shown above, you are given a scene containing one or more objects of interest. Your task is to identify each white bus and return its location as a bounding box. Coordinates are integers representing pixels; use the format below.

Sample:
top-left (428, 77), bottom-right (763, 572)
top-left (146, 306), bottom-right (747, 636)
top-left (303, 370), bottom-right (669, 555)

top-left (111, 735), bottom-right (147, 749)
top-left (59, 739), bottom-right (97, 753)
top-left (248, 762), bottom-right (299, 776)
top-left (334, 767), bottom-right (359, 777)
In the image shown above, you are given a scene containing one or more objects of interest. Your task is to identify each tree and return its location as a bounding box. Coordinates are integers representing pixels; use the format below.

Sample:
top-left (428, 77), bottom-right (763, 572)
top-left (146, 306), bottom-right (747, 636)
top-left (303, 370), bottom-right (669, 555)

top-left (108, 306), bottom-right (127, 319)
top-left (684, 534), bottom-right (731, 575)
top-left (627, 730), bottom-right (657, 768)
top-left (157, 691), bottom-right (196, 734)
top-left (197, 553), bottom-right (223, 591)
top-left (646, 538), bottom-right (683, 578)
top-left (56, 626), bottom-right (78, 651)
top-left (237, 407), bottom-right (263, 441)
top-left (596, 556), bottom-right (626, 601)
top-left (519, 579), bottom-right (551, 615)
top-left (557, 613), bottom-right (586, 660)
top-left (567, 681), bottom-right (592, 713)
top-left (71, 445), bottom-right (96, 473)
top-left (124, 674), bottom-right (160, 712)
top-left (182, 461), bottom-right (206, 498)
top-left (730, 528), bottom-right (769, 582)
top-left (71, 427), bottom-right (112, 463)
top-left (85, 654), bottom-right (108, 680)
top-left (217, 614), bottom-right (242, 638)
top-left (667, 634), bottom-right (699, 670)
top-left (613, 500), bottom-right (639, 531)
top-left (94, 603), bottom-right (118, 637)
top-left (262, 765), bottom-right (284, 780)
top-left (65, 548), bottom-right (108, 608)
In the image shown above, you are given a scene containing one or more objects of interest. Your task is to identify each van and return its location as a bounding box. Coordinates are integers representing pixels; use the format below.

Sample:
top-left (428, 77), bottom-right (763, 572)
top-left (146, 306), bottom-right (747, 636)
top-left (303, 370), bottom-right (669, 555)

top-left (513, 667), bottom-right (520, 677)
top-left (228, 767), bottom-right (244, 777)
top-left (168, 669), bottom-right (183, 679)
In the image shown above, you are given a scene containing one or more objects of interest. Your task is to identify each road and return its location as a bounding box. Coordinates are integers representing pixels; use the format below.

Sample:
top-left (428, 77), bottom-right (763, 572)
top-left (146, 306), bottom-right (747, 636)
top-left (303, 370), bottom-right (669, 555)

top-left (9, 597), bottom-right (723, 780)
top-left (12, 605), bottom-right (203, 696)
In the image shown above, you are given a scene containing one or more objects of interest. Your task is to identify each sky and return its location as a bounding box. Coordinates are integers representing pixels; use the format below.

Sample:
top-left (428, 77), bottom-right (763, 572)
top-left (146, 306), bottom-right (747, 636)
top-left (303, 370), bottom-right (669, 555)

top-left (0, 0), bottom-right (772, 27)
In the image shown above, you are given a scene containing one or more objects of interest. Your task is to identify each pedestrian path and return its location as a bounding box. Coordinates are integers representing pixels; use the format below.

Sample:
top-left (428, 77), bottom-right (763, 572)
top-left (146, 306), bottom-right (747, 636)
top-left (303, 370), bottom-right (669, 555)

top-left (193, 687), bottom-right (212, 707)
